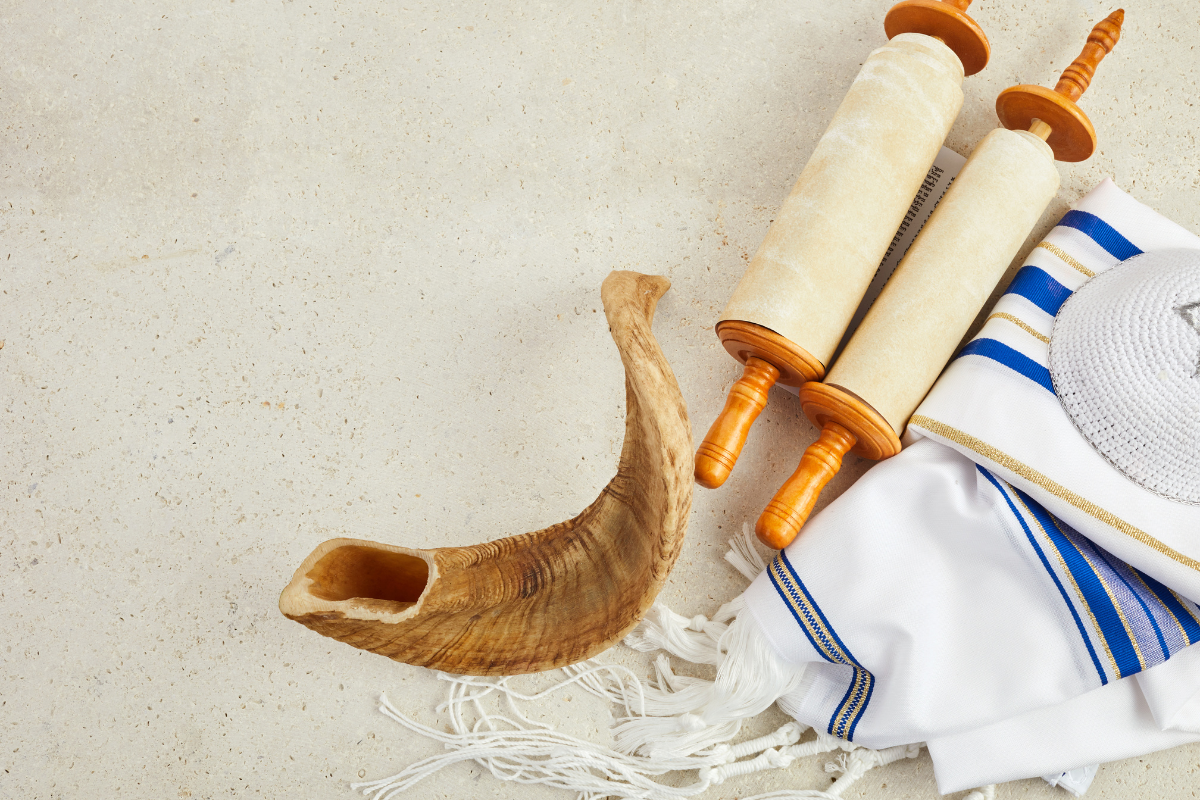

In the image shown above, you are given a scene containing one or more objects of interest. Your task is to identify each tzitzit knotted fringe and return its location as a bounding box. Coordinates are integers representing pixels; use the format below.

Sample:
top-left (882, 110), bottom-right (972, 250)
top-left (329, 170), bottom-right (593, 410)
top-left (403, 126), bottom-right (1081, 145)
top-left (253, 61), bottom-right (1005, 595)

top-left (354, 525), bottom-right (942, 800)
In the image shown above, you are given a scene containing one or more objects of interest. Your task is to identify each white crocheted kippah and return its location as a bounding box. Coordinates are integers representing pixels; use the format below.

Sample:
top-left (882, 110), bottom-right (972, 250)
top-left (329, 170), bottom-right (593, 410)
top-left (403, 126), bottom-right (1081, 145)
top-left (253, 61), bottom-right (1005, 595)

top-left (1049, 249), bottom-right (1200, 504)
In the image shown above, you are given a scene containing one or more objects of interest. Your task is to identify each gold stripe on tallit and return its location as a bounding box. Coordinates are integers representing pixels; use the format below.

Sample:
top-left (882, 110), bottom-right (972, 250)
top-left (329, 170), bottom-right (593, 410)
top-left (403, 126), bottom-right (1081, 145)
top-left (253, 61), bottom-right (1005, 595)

top-left (1035, 241), bottom-right (1096, 278)
top-left (986, 312), bottom-right (1051, 344)
top-left (909, 415), bottom-right (1200, 573)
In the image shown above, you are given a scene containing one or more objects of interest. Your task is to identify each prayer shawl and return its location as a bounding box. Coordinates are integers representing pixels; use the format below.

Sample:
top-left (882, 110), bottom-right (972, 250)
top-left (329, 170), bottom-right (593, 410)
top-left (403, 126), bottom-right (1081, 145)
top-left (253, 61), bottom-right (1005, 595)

top-left (621, 179), bottom-right (1200, 793)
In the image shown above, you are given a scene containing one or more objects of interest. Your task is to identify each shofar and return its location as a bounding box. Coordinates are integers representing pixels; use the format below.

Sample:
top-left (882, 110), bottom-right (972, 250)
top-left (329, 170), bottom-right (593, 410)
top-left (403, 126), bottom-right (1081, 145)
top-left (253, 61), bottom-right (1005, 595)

top-left (278, 271), bottom-right (693, 675)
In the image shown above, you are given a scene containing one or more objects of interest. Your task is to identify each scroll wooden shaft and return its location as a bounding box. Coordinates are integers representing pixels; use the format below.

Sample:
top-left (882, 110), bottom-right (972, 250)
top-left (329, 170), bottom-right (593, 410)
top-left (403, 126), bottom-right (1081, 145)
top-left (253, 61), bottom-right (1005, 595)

top-left (1028, 118), bottom-right (1054, 140)
top-left (695, 358), bottom-right (779, 489)
top-left (757, 424), bottom-right (856, 549)
top-left (755, 383), bottom-right (900, 549)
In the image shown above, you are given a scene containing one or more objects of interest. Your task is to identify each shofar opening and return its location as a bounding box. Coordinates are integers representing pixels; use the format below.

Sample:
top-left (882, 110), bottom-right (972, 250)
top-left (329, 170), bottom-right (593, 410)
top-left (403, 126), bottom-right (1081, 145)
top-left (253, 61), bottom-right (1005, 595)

top-left (279, 538), bottom-right (437, 623)
top-left (306, 545), bottom-right (429, 610)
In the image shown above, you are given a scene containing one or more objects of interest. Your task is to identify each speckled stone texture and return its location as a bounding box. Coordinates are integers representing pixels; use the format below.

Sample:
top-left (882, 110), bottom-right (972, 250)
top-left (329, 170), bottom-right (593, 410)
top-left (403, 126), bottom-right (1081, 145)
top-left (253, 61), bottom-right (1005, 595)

top-left (3, 1), bottom-right (1199, 798)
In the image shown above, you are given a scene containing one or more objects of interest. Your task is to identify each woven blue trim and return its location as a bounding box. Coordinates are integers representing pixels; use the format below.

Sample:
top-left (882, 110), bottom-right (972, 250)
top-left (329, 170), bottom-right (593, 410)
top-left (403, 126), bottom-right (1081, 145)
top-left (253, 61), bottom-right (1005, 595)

top-left (767, 550), bottom-right (873, 740)
top-left (956, 338), bottom-right (1053, 393)
top-left (1058, 210), bottom-right (1142, 261)
top-left (977, 466), bottom-right (1108, 684)
top-left (1007, 266), bottom-right (1072, 316)
top-left (1134, 568), bottom-right (1200, 647)
top-left (1015, 486), bottom-right (1143, 678)
top-left (1086, 543), bottom-right (1171, 663)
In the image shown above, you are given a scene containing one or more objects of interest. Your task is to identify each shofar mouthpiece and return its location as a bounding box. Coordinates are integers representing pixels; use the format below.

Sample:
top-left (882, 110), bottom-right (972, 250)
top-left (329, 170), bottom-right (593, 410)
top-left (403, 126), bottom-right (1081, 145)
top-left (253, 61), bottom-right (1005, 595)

top-left (278, 271), bottom-right (693, 675)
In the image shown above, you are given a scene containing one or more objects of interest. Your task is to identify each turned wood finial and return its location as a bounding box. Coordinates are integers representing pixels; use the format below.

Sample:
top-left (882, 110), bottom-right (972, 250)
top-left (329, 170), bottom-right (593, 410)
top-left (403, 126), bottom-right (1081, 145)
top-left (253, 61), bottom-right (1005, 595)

top-left (884, 0), bottom-right (990, 76)
top-left (695, 358), bottom-right (780, 489)
top-left (755, 383), bottom-right (900, 549)
top-left (757, 422), bottom-right (857, 549)
top-left (694, 321), bottom-right (824, 489)
top-left (1055, 9), bottom-right (1124, 102)
top-left (995, 10), bottom-right (1125, 162)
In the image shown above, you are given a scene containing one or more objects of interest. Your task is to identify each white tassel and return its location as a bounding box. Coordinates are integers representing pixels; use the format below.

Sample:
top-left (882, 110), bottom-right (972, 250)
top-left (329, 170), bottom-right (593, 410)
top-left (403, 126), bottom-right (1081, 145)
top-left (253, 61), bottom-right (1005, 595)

top-left (1042, 763), bottom-right (1098, 796)
top-left (613, 605), bottom-right (808, 758)
top-left (351, 663), bottom-right (848, 800)
top-left (623, 526), bottom-right (761, 669)
top-left (623, 524), bottom-right (763, 665)
top-left (353, 671), bottom-right (715, 800)
top-left (355, 659), bottom-right (925, 800)
top-left (622, 600), bottom-right (740, 666)
top-left (822, 742), bottom-right (922, 797)
top-left (700, 732), bottom-right (852, 785)
top-left (725, 522), bottom-right (768, 581)
top-left (354, 522), bottom-right (928, 799)
top-left (614, 527), bottom-right (807, 760)
top-left (964, 785), bottom-right (997, 800)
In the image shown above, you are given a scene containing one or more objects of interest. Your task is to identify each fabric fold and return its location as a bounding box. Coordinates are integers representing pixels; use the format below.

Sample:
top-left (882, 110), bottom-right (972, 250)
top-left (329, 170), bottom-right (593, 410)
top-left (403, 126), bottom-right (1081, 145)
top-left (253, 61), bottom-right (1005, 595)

top-left (928, 644), bottom-right (1200, 792)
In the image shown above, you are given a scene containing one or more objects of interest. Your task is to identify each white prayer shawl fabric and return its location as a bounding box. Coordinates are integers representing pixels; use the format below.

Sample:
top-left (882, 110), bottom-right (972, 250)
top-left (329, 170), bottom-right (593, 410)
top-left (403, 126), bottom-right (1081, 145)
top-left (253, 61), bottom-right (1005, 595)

top-left (697, 179), bottom-right (1200, 793)
top-left (911, 179), bottom-right (1200, 790)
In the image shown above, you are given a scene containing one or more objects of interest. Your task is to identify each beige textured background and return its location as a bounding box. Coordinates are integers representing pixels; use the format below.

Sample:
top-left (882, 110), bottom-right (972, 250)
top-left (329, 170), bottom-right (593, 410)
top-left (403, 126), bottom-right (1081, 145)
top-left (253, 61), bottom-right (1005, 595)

top-left (3, 1), bottom-right (1198, 798)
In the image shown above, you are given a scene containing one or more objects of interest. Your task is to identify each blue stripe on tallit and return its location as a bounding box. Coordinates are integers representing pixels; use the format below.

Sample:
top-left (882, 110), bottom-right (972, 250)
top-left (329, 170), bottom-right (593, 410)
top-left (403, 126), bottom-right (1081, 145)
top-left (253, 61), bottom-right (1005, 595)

top-left (1133, 568), bottom-right (1200, 647)
top-left (955, 338), bottom-right (1054, 393)
top-left (978, 466), bottom-right (1108, 684)
top-left (1014, 485), bottom-right (1144, 678)
top-left (1058, 210), bottom-right (1143, 261)
top-left (1006, 266), bottom-right (1072, 315)
top-left (951, 208), bottom-right (1142, 397)
top-left (1087, 544), bottom-right (1172, 664)
top-left (982, 466), bottom-right (1200, 681)
top-left (768, 549), bottom-right (874, 740)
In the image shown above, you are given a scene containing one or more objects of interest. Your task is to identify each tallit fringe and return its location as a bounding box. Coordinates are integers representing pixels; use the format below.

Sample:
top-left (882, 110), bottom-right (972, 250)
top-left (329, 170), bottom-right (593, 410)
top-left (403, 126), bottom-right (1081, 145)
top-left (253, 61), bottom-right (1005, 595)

top-left (964, 786), bottom-right (996, 800)
top-left (351, 662), bottom-right (846, 800)
top-left (353, 525), bottom-right (924, 799)
top-left (616, 523), bottom-right (800, 758)
top-left (351, 662), bottom-right (919, 800)
top-left (622, 597), bottom-right (742, 666)
top-left (615, 601), bottom-right (808, 758)
top-left (622, 523), bottom-right (764, 665)
top-left (725, 521), bottom-right (769, 581)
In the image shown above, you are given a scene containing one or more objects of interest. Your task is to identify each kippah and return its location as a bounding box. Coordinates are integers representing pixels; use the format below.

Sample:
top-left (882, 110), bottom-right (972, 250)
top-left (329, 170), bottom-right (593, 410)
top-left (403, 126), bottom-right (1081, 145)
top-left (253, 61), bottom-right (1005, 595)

top-left (1050, 249), bottom-right (1200, 504)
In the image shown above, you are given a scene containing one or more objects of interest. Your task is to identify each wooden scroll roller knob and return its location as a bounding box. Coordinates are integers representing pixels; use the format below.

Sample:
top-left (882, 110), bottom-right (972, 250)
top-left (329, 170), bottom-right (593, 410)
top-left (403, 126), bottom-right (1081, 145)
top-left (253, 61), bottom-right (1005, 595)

top-left (885, 0), bottom-right (990, 75)
top-left (695, 321), bottom-right (824, 489)
top-left (996, 10), bottom-right (1124, 162)
top-left (695, 357), bottom-right (779, 489)
top-left (756, 383), bottom-right (900, 549)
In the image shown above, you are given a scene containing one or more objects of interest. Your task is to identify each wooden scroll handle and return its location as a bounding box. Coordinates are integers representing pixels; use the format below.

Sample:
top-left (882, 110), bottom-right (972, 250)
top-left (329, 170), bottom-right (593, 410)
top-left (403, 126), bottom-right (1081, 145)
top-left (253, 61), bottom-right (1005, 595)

top-left (695, 358), bottom-right (779, 489)
top-left (995, 10), bottom-right (1124, 162)
top-left (756, 423), bottom-right (856, 549)
top-left (696, 321), bottom-right (824, 489)
top-left (1055, 10), bottom-right (1123, 103)
top-left (755, 383), bottom-right (901, 549)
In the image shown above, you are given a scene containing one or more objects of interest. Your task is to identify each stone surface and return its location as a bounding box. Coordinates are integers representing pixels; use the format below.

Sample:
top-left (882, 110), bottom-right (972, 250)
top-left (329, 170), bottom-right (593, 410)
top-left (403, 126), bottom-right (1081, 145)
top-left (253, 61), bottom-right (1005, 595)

top-left (3, 1), bottom-right (1199, 798)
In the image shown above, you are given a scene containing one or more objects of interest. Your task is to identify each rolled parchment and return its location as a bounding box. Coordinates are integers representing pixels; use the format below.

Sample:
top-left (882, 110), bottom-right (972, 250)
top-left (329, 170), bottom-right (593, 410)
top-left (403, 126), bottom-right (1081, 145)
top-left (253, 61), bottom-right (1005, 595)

top-left (719, 33), bottom-right (965, 367)
top-left (826, 127), bottom-right (1060, 433)
top-left (756, 10), bottom-right (1125, 550)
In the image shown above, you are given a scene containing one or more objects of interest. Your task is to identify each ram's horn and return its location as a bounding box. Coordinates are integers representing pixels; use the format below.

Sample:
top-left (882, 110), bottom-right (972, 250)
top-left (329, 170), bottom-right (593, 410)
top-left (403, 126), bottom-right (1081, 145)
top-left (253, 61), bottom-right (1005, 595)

top-left (278, 271), bottom-right (693, 675)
